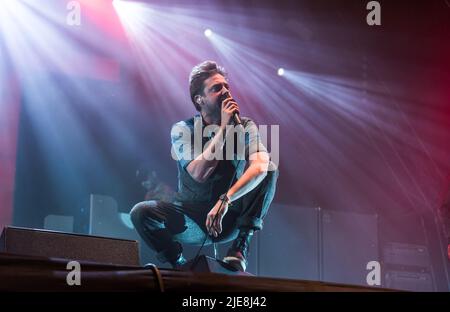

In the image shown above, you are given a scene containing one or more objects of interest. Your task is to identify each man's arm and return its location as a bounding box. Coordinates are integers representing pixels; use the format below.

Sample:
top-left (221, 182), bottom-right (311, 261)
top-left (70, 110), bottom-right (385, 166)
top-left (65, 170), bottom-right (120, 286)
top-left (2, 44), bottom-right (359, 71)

top-left (205, 117), bottom-right (274, 236)
top-left (187, 97), bottom-right (239, 183)
top-left (186, 126), bottom-right (226, 183)
top-left (225, 118), bottom-right (272, 201)
top-left (225, 151), bottom-right (270, 202)
top-left (206, 151), bottom-right (270, 237)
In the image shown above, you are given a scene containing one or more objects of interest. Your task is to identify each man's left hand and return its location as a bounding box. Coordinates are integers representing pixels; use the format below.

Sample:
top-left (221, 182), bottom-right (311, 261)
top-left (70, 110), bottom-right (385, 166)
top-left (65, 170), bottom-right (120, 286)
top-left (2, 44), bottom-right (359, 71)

top-left (206, 199), bottom-right (229, 237)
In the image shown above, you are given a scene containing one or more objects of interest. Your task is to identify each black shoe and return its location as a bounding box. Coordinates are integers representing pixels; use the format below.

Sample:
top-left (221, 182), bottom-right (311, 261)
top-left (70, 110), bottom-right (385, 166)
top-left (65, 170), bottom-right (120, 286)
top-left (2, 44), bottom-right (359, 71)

top-left (223, 250), bottom-right (247, 272)
top-left (223, 229), bottom-right (254, 272)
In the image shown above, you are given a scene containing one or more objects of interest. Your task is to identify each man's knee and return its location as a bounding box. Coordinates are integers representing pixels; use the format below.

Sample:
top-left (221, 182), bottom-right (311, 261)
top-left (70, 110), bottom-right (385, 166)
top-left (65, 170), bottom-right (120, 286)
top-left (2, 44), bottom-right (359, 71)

top-left (129, 200), bottom-right (159, 226)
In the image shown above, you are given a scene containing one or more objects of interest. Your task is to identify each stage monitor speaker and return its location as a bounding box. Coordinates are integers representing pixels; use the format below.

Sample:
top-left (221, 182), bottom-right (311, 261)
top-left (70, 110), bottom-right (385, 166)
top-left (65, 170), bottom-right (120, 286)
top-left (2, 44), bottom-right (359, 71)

top-left (0, 226), bottom-right (140, 266)
top-left (89, 194), bottom-right (154, 266)
top-left (89, 194), bottom-right (136, 240)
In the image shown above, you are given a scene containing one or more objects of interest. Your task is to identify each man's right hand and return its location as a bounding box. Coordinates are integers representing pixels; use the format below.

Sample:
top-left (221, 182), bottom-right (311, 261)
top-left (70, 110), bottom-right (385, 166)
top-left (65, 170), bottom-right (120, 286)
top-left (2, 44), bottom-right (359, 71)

top-left (220, 95), bottom-right (239, 129)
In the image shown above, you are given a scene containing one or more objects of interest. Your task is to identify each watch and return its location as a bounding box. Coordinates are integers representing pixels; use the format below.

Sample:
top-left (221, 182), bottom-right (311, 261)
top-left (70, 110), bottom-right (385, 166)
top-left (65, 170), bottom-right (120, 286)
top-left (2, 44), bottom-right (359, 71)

top-left (219, 193), bottom-right (232, 205)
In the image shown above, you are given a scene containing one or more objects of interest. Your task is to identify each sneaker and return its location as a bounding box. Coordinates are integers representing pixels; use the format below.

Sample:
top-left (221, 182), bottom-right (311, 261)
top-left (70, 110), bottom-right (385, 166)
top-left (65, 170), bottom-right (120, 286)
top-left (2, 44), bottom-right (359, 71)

top-left (223, 250), bottom-right (247, 272)
top-left (223, 229), bottom-right (254, 272)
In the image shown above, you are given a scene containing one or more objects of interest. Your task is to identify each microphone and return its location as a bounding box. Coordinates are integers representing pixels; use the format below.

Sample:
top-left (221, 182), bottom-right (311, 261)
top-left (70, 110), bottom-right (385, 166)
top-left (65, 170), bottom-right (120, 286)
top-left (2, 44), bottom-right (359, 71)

top-left (233, 111), bottom-right (242, 125)
top-left (220, 92), bottom-right (242, 125)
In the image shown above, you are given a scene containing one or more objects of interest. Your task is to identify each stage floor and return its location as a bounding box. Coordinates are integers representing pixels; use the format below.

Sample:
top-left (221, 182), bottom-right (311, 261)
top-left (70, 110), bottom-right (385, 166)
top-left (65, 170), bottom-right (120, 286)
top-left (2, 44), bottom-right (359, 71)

top-left (0, 252), bottom-right (393, 292)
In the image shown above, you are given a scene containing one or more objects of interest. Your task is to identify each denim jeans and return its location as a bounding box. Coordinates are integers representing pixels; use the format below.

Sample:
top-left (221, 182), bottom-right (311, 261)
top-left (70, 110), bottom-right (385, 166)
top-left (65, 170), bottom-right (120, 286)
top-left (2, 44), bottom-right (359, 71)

top-left (130, 169), bottom-right (279, 263)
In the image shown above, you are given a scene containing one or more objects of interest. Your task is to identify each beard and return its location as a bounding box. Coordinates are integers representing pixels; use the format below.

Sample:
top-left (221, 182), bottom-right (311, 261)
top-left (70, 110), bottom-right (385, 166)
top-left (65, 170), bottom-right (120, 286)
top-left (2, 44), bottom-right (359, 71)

top-left (209, 97), bottom-right (222, 116)
top-left (200, 98), bottom-right (222, 125)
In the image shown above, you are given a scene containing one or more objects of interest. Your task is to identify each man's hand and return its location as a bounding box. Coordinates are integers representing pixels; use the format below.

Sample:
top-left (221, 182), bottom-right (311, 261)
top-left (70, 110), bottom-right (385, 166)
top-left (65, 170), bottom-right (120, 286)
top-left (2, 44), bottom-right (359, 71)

top-left (220, 94), bottom-right (239, 129)
top-left (206, 199), bottom-right (229, 237)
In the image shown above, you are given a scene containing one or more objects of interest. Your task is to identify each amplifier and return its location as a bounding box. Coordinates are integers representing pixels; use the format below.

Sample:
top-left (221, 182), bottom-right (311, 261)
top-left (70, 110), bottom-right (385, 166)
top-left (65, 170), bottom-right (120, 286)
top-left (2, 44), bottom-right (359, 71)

top-left (383, 242), bottom-right (431, 268)
top-left (385, 270), bottom-right (434, 291)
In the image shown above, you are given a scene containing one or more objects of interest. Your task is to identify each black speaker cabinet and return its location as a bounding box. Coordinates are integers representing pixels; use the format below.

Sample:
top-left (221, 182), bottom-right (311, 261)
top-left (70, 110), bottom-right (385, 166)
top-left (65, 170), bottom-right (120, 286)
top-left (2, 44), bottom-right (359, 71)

top-left (321, 210), bottom-right (378, 286)
top-left (0, 226), bottom-right (140, 266)
top-left (258, 204), bottom-right (320, 280)
top-left (258, 204), bottom-right (378, 287)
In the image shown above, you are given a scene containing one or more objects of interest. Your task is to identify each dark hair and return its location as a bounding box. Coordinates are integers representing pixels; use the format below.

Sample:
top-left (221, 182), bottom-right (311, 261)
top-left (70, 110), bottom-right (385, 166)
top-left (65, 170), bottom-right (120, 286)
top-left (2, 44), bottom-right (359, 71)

top-left (189, 60), bottom-right (227, 111)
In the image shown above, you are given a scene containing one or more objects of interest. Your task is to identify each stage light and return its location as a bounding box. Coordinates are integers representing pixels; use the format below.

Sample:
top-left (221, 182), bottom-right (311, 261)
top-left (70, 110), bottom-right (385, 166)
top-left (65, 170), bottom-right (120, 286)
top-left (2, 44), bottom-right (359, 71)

top-left (204, 28), bottom-right (213, 38)
top-left (277, 68), bottom-right (285, 76)
top-left (113, 0), bottom-right (145, 17)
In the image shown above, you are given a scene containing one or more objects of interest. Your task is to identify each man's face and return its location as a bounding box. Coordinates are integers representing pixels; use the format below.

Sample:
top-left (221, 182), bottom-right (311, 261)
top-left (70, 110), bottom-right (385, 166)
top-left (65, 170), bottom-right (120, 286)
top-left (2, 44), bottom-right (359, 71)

top-left (198, 73), bottom-right (230, 121)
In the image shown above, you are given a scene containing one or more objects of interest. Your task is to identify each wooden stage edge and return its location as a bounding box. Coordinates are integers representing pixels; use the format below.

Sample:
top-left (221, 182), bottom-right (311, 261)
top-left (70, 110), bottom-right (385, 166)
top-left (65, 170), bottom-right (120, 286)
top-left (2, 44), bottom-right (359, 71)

top-left (0, 252), bottom-right (395, 292)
